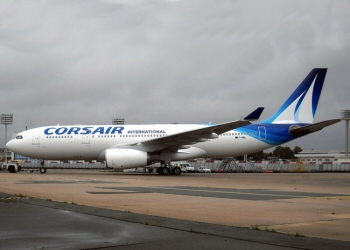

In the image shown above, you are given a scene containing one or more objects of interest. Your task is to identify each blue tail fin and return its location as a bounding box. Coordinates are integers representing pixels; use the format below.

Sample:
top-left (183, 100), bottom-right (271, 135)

top-left (262, 68), bottom-right (327, 124)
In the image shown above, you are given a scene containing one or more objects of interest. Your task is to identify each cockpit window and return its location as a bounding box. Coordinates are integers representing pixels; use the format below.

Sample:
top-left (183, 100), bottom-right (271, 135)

top-left (16, 135), bottom-right (23, 139)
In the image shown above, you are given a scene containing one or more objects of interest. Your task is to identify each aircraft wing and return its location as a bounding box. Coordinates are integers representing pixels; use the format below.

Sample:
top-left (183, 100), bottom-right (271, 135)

top-left (289, 119), bottom-right (341, 137)
top-left (113, 107), bottom-right (264, 152)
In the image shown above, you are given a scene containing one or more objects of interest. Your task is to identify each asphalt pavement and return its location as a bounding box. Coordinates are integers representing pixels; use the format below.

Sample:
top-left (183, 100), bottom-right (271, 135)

top-left (0, 192), bottom-right (349, 250)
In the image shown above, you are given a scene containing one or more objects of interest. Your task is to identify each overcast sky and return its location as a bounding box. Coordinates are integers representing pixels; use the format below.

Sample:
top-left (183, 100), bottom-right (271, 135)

top-left (1, 0), bottom-right (350, 152)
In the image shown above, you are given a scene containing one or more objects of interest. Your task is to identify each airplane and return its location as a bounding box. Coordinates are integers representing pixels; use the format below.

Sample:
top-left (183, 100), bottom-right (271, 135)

top-left (6, 68), bottom-right (341, 175)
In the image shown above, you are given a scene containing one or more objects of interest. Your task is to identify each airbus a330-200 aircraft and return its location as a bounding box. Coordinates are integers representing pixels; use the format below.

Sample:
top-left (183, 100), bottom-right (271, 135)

top-left (7, 68), bottom-right (340, 175)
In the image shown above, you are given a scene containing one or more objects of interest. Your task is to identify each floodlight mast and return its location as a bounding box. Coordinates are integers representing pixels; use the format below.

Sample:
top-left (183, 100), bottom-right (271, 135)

top-left (1, 114), bottom-right (13, 163)
top-left (341, 110), bottom-right (350, 157)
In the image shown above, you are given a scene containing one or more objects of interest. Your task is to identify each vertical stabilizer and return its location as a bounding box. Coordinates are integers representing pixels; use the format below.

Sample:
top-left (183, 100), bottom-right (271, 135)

top-left (263, 68), bottom-right (327, 124)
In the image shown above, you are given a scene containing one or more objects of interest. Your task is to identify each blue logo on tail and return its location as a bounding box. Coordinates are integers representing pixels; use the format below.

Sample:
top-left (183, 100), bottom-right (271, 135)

top-left (262, 68), bottom-right (327, 124)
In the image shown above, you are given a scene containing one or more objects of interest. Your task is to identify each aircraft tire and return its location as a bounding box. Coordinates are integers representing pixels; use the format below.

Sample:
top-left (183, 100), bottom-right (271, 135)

top-left (173, 167), bottom-right (181, 175)
top-left (161, 167), bottom-right (169, 175)
top-left (157, 167), bottom-right (163, 175)
top-left (40, 167), bottom-right (47, 174)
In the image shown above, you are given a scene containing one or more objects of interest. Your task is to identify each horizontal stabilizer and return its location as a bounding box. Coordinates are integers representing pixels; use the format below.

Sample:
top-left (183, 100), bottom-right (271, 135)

top-left (244, 107), bottom-right (264, 121)
top-left (290, 119), bottom-right (341, 137)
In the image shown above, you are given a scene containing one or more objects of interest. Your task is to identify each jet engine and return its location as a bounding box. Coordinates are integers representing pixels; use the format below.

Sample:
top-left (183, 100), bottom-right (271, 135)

top-left (105, 149), bottom-right (149, 169)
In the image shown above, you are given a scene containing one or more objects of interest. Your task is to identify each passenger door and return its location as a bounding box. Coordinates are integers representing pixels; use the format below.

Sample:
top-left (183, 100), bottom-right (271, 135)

top-left (32, 131), bottom-right (40, 145)
top-left (82, 134), bottom-right (90, 144)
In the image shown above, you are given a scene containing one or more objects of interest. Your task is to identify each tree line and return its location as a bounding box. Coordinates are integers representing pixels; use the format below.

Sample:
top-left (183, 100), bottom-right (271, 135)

top-left (236, 146), bottom-right (303, 161)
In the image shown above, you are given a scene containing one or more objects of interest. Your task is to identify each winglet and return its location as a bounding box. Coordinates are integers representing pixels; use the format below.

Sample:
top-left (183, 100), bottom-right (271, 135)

top-left (243, 107), bottom-right (264, 121)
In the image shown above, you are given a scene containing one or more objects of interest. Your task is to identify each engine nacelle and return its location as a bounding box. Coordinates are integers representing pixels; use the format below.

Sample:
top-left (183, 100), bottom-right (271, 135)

top-left (105, 149), bottom-right (149, 169)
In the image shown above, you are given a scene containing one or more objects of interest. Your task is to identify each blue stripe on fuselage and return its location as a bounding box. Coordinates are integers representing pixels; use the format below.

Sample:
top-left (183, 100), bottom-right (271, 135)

top-left (236, 124), bottom-right (309, 146)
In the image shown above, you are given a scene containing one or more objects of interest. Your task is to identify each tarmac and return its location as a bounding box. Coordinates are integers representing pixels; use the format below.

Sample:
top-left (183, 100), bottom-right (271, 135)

top-left (0, 170), bottom-right (350, 249)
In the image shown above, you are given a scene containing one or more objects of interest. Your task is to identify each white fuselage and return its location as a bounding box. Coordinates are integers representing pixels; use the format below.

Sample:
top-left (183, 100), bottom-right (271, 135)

top-left (7, 124), bottom-right (270, 166)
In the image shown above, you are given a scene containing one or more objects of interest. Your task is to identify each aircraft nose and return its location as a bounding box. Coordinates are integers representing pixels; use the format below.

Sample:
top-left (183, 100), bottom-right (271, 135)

top-left (6, 139), bottom-right (16, 152)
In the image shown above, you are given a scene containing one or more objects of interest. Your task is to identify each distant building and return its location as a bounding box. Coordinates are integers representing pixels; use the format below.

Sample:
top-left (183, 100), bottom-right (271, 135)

top-left (13, 153), bottom-right (39, 162)
top-left (0, 148), bottom-right (12, 162)
top-left (295, 149), bottom-right (350, 163)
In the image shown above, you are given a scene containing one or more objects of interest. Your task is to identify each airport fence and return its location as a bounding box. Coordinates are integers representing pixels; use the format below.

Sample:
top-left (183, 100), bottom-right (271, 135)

top-left (183, 159), bottom-right (350, 173)
top-left (2, 159), bottom-right (350, 173)
top-left (17, 161), bottom-right (107, 170)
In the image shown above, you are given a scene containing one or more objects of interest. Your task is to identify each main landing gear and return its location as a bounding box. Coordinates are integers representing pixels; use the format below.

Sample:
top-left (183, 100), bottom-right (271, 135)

top-left (157, 164), bottom-right (181, 175)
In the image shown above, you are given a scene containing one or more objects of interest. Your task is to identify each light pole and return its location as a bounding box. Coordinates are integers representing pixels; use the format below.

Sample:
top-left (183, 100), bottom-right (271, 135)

top-left (341, 110), bottom-right (350, 157)
top-left (1, 114), bottom-right (13, 163)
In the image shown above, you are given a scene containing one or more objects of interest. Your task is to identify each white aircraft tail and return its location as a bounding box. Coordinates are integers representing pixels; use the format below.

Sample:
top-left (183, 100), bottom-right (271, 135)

top-left (262, 68), bottom-right (327, 124)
